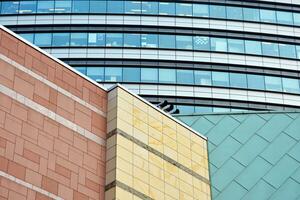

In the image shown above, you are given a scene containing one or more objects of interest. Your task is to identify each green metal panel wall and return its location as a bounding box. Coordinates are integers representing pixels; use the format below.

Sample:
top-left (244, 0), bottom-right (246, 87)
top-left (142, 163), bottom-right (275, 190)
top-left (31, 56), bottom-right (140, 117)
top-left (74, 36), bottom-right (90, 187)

top-left (175, 112), bottom-right (300, 200)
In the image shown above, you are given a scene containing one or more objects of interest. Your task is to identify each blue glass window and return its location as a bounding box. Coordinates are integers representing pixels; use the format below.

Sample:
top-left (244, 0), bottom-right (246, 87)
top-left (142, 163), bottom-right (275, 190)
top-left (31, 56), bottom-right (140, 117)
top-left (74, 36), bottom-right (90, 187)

top-left (212, 71), bottom-right (229, 87)
top-left (72, 0), bottom-right (89, 13)
top-left (123, 68), bottom-right (140, 82)
top-left (141, 2), bottom-right (158, 15)
top-left (279, 44), bottom-right (296, 59)
top-left (210, 5), bottom-right (226, 18)
top-left (37, 0), bottom-right (54, 13)
top-left (70, 33), bottom-right (88, 46)
top-left (176, 35), bottom-right (192, 50)
top-left (228, 39), bottom-right (245, 53)
top-left (90, 0), bottom-right (106, 13)
top-left (277, 11), bottom-right (293, 25)
top-left (74, 67), bottom-right (86, 75)
top-left (260, 9), bottom-right (277, 23)
top-left (159, 35), bottom-right (175, 49)
top-left (19, 33), bottom-right (34, 43)
top-left (176, 3), bottom-right (192, 16)
top-left (262, 42), bottom-right (279, 57)
top-left (230, 73), bottom-right (247, 88)
top-left (1, 1), bottom-right (19, 14)
top-left (227, 6), bottom-right (243, 20)
top-left (159, 69), bottom-right (176, 83)
top-left (159, 2), bottom-right (175, 15)
top-left (194, 36), bottom-right (210, 50)
top-left (88, 33), bottom-right (105, 46)
top-left (245, 40), bottom-right (262, 55)
top-left (141, 68), bottom-right (158, 82)
top-left (34, 33), bottom-right (52, 47)
top-left (87, 67), bottom-right (104, 81)
top-left (52, 33), bottom-right (70, 46)
top-left (141, 34), bottom-right (158, 48)
top-left (105, 67), bottom-right (122, 82)
top-left (124, 34), bottom-right (141, 47)
top-left (177, 70), bottom-right (194, 84)
top-left (55, 0), bottom-right (72, 13)
top-left (213, 107), bottom-right (230, 112)
top-left (195, 71), bottom-right (212, 85)
top-left (106, 33), bottom-right (123, 47)
top-left (243, 8), bottom-right (260, 22)
top-left (19, 1), bottom-right (37, 14)
top-left (107, 0), bottom-right (123, 13)
top-left (247, 74), bottom-right (265, 90)
top-left (125, 1), bottom-right (141, 14)
top-left (282, 78), bottom-right (300, 93)
top-left (293, 13), bottom-right (300, 26)
top-left (193, 4), bottom-right (209, 17)
top-left (211, 38), bottom-right (227, 52)
top-left (177, 105), bottom-right (194, 114)
top-left (296, 46), bottom-right (300, 59)
top-left (265, 76), bottom-right (282, 92)
top-left (195, 106), bottom-right (213, 113)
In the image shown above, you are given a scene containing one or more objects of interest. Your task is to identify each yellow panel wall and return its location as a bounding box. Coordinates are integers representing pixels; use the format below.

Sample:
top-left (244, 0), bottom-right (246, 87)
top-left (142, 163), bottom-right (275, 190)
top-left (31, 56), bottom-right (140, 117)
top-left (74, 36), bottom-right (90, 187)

top-left (105, 86), bottom-right (211, 200)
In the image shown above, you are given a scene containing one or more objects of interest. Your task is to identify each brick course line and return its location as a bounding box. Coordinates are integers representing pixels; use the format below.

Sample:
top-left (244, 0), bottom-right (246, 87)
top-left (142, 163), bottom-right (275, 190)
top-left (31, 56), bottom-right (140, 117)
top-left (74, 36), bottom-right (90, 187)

top-left (0, 170), bottom-right (64, 200)
top-left (0, 53), bottom-right (106, 118)
top-left (0, 83), bottom-right (106, 146)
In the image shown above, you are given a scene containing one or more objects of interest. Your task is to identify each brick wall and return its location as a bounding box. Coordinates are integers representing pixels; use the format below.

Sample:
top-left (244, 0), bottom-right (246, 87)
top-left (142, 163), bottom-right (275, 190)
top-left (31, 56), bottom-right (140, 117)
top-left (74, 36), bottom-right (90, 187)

top-left (0, 26), bottom-right (107, 200)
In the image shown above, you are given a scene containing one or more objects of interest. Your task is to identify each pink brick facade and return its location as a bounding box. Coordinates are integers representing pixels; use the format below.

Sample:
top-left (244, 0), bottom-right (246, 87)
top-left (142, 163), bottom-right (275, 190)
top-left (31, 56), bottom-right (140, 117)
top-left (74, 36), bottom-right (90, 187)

top-left (0, 26), bottom-right (107, 200)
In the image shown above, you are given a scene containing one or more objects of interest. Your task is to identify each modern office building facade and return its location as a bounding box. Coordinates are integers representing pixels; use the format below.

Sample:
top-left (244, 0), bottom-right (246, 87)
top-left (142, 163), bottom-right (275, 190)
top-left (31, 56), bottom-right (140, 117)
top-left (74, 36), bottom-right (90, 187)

top-left (2, 0), bottom-right (300, 114)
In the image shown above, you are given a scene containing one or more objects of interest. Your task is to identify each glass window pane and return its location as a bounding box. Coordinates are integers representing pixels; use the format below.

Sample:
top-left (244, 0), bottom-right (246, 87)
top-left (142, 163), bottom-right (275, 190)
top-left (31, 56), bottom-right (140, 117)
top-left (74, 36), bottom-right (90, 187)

top-left (87, 67), bottom-right (104, 81)
top-left (296, 46), bottom-right (300, 59)
top-left (55, 0), bottom-right (72, 13)
top-left (228, 39), bottom-right (245, 53)
top-left (247, 74), bottom-right (265, 90)
top-left (70, 33), bottom-right (88, 46)
top-left (159, 2), bottom-right (175, 15)
top-left (193, 4), bottom-right (209, 17)
top-left (19, 1), bottom-right (37, 14)
top-left (34, 33), bottom-right (52, 47)
top-left (106, 33), bottom-right (123, 47)
top-left (105, 67), bottom-right (122, 82)
top-left (212, 71), bottom-right (229, 87)
top-left (243, 8), bottom-right (260, 22)
top-left (210, 5), bottom-right (226, 18)
top-left (262, 42), bottom-right (279, 56)
top-left (107, 0), bottom-right (123, 13)
top-left (260, 9), bottom-right (276, 23)
top-left (1, 1), bottom-right (19, 14)
top-left (211, 38), bottom-right (227, 52)
top-left (282, 78), bottom-right (300, 93)
top-left (277, 11), bottom-right (293, 25)
top-left (245, 40), bottom-right (262, 55)
top-left (176, 35), bottom-right (192, 50)
top-left (177, 70), bottom-right (194, 84)
top-left (194, 36), bottom-right (210, 50)
top-left (159, 35), bottom-right (175, 49)
top-left (177, 105), bottom-right (194, 114)
top-left (226, 6), bottom-right (243, 20)
top-left (265, 76), bottom-right (282, 92)
top-left (37, 0), bottom-right (54, 13)
top-left (88, 33), bottom-right (105, 46)
top-left (176, 3), bottom-right (192, 16)
top-left (74, 67), bottom-right (86, 75)
top-left (125, 1), bottom-right (141, 14)
top-left (195, 71), bottom-right (211, 85)
top-left (141, 68), bottom-right (158, 82)
top-left (141, 34), bottom-right (158, 48)
top-left (230, 73), bottom-right (247, 88)
top-left (159, 69), bottom-right (176, 83)
top-left (123, 68), bottom-right (140, 82)
top-left (52, 33), bottom-right (70, 46)
top-left (124, 34), bottom-right (141, 47)
top-left (72, 0), bottom-right (89, 13)
top-left (141, 2), bottom-right (158, 15)
top-left (195, 106), bottom-right (213, 113)
top-left (279, 44), bottom-right (296, 59)
top-left (293, 13), bottom-right (300, 26)
top-left (19, 33), bottom-right (34, 43)
top-left (213, 107), bottom-right (230, 112)
top-left (90, 0), bottom-right (106, 13)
